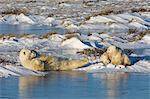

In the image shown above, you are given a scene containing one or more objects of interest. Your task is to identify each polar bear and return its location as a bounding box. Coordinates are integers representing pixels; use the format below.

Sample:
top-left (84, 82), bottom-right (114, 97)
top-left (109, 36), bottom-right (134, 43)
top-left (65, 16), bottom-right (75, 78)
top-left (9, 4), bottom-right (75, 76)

top-left (100, 45), bottom-right (131, 66)
top-left (100, 52), bottom-right (110, 65)
top-left (19, 48), bottom-right (89, 71)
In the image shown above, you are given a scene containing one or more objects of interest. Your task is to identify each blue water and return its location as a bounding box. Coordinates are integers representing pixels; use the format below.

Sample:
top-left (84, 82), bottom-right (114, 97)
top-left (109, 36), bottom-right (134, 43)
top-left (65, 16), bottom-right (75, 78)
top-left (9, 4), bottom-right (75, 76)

top-left (0, 24), bottom-right (67, 35)
top-left (0, 24), bottom-right (129, 35)
top-left (0, 72), bottom-right (150, 99)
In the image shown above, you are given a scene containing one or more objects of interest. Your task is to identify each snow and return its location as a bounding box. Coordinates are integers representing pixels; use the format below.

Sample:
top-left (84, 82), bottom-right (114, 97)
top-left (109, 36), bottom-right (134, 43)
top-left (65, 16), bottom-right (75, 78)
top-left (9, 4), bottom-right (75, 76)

top-left (0, 34), bottom-right (150, 77)
top-left (128, 22), bottom-right (148, 30)
top-left (61, 37), bottom-right (91, 49)
top-left (0, 65), bottom-right (48, 77)
top-left (0, 33), bottom-right (150, 77)
top-left (77, 60), bottom-right (150, 73)
top-left (1, 59), bottom-right (150, 77)
top-left (43, 17), bottom-right (59, 26)
top-left (80, 12), bottom-right (150, 34)
top-left (142, 34), bottom-right (150, 44)
top-left (60, 19), bottom-right (79, 32)
top-left (49, 34), bottom-right (64, 42)
top-left (87, 16), bottom-right (116, 23)
top-left (1, 14), bottom-right (35, 25)
top-left (0, 12), bottom-right (149, 33)
top-left (87, 33), bottom-right (103, 41)
top-left (0, 7), bottom-right (150, 77)
top-left (110, 23), bottom-right (129, 29)
top-left (108, 15), bottom-right (129, 24)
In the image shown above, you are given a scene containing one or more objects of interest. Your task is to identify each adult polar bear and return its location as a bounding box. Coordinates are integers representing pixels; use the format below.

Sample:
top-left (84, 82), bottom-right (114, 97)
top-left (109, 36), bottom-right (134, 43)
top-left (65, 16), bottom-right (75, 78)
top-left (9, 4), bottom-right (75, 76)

top-left (100, 45), bottom-right (131, 66)
top-left (19, 48), bottom-right (89, 71)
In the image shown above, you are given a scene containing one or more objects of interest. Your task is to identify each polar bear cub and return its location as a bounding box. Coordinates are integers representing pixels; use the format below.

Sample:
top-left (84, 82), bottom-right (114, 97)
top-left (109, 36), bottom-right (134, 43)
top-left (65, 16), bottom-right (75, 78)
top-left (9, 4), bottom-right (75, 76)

top-left (19, 48), bottom-right (89, 71)
top-left (100, 45), bottom-right (131, 66)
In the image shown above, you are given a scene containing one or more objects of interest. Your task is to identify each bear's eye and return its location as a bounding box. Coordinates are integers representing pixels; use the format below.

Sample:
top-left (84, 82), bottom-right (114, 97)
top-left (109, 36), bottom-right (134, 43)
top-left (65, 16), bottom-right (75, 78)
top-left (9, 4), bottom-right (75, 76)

top-left (23, 52), bottom-right (26, 55)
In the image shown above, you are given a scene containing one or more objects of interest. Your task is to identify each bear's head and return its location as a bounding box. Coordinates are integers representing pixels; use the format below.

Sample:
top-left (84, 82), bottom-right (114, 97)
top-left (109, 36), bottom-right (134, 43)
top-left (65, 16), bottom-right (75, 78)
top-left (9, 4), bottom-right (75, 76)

top-left (106, 45), bottom-right (121, 55)
top-left (19, 48), bottom-right (37, 60)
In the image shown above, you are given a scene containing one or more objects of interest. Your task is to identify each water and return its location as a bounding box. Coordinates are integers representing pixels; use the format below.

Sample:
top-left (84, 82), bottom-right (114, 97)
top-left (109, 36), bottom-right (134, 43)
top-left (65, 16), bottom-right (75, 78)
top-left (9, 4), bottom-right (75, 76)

top-left (0, 24), bottom-right (129, 35)
top-left (0, 24), bottom-right (149, 99)
top-left (0, 72), bottom-right (150, 99)
top-left (0, 24), bottom-right (67, 35)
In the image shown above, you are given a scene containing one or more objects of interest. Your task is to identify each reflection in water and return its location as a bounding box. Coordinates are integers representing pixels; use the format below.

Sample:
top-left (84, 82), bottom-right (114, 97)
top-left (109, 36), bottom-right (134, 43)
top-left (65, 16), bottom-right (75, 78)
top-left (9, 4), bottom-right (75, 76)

top-left (0, 24), bottom-right (67, 35)
top-left (92, 72), bottom-right (128, 99)
top-left (19, 71), bottom-right (88, 99)
top-left (1, 72), bottom-right (149, 99)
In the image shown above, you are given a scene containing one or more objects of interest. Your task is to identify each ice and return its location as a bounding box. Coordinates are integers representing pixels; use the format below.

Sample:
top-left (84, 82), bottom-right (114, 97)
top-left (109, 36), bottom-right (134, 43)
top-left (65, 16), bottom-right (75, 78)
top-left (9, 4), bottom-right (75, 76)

top-left (108, 15), bottom-right (129, 24)
top-left (0, 65), bottom-right (48, 77)
top-left (128, 22), bottom-right (148, 30)
top-left (142, 34), bottom-right (150, 44)
top-left (61, 37), bottom-right (91, 49)
top-left (0, 66), bottom-right (20, 77)
top-left (87, 16), bottom-right (116, 23)
top-left (43, 17), bottom-right (59, 26)
top-left (80, 12), bottom-right (149, 34)
top-left (0, 34), bottom-right (150, 77)
top-left (77, 60), bottom-right (150, 73)
top-left (110, 23), bottom-right (129, 30)
top-left (49, 34), bottom-right (64, 42)
top-left (0, 12), bottom-right (149, 33)
top-left (0, 3), bottom-right (150, 77)
top-left (1, 58), bottom-right (150, 77)
top-left (87, 33), bottom-right (103, 41)
top-left (2, 14), bottom-right (35, 25)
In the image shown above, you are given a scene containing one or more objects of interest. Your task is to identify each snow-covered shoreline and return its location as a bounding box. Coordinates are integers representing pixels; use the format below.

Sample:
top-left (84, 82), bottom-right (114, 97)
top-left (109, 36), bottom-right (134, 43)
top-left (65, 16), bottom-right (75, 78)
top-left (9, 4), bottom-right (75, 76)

top-left (0, 0), bottom-right (150, 77)
top-left (0, 29), bottom-right (150, 77)
top-left (0, 12), bottom-right (149, 33)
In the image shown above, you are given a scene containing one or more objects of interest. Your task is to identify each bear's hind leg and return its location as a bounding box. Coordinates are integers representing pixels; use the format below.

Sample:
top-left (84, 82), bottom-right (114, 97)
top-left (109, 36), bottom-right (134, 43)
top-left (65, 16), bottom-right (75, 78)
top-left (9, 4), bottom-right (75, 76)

top-left (58, 58), bottom-right (89, 70)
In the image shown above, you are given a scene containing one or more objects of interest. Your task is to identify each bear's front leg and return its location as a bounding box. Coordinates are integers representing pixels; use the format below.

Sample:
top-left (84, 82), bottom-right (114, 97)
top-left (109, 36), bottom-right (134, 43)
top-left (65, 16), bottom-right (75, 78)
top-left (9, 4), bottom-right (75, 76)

top-left (30, 59), bottom-right (45, 71)
top-left (100, 53), bottom-right (110, 65)
top-left (123, 54), bottom-right (131, 66)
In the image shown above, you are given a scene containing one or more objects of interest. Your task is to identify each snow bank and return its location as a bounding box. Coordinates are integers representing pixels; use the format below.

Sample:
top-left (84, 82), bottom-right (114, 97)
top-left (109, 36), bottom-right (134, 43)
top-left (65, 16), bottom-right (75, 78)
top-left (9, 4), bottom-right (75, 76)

top-left (1, 59), bottom-right (150, 78)
top-left (0, 14), bottom-right (60, 27)
top-left (142, 34), bottom-right (150, 44)
top-left (0, 65), bottom-right (48, 77)
top-left (61, 37), bottom-right (91, 49)
top-left (81, 12), bottom-right (150, 33)
top-left (87, 16), bottom-right (116, 23)
top-left (48, 34), bottom-right (64, 42)
top-left (0, 11), bottom-right (150, 77)
top-left (1, 14), bottom-right (35, 25)
top-left (43, 17), bottom-right (59, 26)
top-left (77, 60), bottom-right (150, 73)
top-left (0, 12), bottom-right (149, 33)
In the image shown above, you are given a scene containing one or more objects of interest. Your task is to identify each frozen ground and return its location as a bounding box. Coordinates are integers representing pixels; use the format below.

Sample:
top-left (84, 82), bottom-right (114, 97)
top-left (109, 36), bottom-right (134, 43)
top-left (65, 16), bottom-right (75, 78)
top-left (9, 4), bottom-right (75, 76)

top-left (0, 0), bottom-right (149, 22)
top-left (0, 29), bottom-right (150, 77)
top-left (0, 0), bottom-right (150, 77)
